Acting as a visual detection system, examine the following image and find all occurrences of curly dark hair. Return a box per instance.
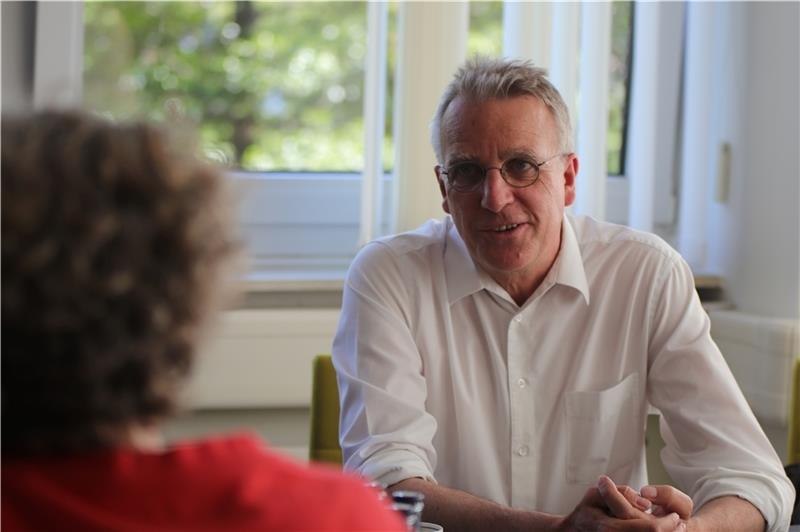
[2,111,239,455]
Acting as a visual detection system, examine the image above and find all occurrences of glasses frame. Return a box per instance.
[440,153,565,193]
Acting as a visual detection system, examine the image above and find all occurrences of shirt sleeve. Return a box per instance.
[646,254,795,532]
[332,242,439,487]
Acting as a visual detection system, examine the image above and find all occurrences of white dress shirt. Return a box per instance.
[333,214,793,531]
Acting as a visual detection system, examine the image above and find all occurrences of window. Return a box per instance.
[42,1,636,284]
[468,2,503,57]
[84,1,377,172]
[607,1,634,176]
[84,1,395,279]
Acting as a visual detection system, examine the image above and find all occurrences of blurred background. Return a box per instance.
[3,1,798,462]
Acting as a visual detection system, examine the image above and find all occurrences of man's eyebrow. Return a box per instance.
[445,153,477,165]
[500,148,540,160]
[446,148,540,165]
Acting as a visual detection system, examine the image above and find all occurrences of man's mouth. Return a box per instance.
[493,223,520,232]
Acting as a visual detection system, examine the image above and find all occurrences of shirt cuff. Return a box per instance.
[350,447,438,488]
[691,472,794,532]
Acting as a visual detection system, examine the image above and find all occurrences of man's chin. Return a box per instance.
[477,255,534,277]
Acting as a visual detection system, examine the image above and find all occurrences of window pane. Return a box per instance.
[382,3,399,172]
[84,1,369,172]
[468,2,503,57]
[607,1,634,176]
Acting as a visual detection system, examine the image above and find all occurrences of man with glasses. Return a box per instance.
[333,57,792,531]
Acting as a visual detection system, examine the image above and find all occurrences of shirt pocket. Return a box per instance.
[565,372,640,485]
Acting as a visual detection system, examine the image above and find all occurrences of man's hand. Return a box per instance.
[608,481,693,521]
[557,476,686,531]
[638,485,693,520]
[602,477,768,532]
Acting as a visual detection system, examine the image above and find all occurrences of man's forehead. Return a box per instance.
[440,94,553,139]
[440,94,556,160]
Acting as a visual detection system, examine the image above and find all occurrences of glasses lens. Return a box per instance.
[449,163,484,191]
[502,158,539,186]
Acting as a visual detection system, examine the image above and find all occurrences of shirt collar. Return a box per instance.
[444,217,485,305]
[551,214,591,305]
[443,214,590,306]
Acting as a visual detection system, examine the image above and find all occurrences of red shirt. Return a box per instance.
[2,433,406,531]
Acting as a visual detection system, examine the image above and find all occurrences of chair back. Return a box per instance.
[645,413,675,486]
[788,357,800,464]
[309,354,343,465]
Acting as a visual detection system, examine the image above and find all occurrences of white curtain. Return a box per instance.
[391,2,469,233]
[626,2,684,234]
[677,2,715,270]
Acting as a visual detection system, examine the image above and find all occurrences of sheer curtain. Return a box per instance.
[391,2,469,233]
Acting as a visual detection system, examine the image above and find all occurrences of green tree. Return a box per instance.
[85,1,371,171]
[607,1,633,176]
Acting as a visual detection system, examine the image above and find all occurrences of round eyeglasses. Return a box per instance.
[440,153,564,193]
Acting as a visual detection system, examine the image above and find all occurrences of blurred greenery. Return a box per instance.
[608,1,633,176]
[84,1,630,175]
[468,2,503,57]
[85,1,373,171]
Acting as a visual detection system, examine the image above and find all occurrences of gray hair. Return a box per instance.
[430,56,574,164]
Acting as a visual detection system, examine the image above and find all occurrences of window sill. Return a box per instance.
[240,271,345,293]
[238,271,722,295]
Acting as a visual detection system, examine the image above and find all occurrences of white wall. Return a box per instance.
[1,1,35,114]
[705,2,799,320]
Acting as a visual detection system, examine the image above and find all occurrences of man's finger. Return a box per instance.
[649,512,685,532]
[617,484,653,512]
[597,476,644,519]
[609,513,685,532]
[640,485,694,520]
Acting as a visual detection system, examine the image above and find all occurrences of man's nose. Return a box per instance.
[480,168,514,213]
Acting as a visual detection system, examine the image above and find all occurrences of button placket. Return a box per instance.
[508,308,536,508]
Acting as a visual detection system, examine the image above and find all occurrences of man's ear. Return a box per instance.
[563,154,579,207]
[435,165,451,214]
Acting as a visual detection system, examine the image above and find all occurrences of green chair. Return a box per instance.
[787,357,800,465]
[309,354,343,465]
[645,413,675,487]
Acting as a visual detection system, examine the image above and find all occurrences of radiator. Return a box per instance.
[708,309,799,426]
[184,308,798,425]
[184,309,341,409]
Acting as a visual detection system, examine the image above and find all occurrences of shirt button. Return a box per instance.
[517,377,528,388]
[514,315,523,323]
[517,445,529,457]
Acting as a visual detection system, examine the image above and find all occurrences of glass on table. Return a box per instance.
[390,490,425,532]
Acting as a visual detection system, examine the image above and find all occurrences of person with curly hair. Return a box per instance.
[1,111,405,531]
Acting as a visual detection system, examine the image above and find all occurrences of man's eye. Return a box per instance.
[452,164,484,181]
[505,159,535,174]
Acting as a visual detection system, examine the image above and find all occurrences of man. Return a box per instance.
[333,57,793,531]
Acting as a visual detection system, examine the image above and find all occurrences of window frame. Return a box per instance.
[36,1,643,289]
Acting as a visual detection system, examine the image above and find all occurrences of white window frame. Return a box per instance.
[35,1,655,289]
[35,1,392,290]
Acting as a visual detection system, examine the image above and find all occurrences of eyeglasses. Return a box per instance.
[440,153,564,193]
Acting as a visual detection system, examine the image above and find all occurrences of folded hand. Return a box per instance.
[558,476,686,531]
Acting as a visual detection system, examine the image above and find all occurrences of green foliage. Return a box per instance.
[468,2,503,57]
[85,1,371,171]
[84,1,631,175]
[607,1,633,176]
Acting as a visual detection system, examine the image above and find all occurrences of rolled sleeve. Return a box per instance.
[647,255,795,532]
[333,242,438,486]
